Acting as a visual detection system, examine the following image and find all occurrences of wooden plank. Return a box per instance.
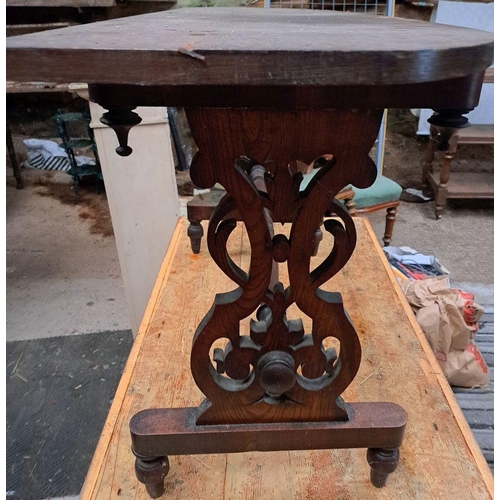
[430,172,494,199]
[6,8,493,86]
[84,217,493,499]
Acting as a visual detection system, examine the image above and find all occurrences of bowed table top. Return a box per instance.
[6,8,493,88]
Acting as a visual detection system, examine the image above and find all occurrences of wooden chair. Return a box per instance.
[187,174,402,253]
[306,171,402,248]
[349,175,402,247]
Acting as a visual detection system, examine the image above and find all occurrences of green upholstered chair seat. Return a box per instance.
[300,171,402,209]
[347,175,402,209]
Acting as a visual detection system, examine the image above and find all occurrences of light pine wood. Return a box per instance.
[364,220,494,497]
[82,217,493,499]
[484,67,494,83]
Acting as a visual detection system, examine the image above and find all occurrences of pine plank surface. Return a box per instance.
[82,217,493,499]
[6,8,493,86]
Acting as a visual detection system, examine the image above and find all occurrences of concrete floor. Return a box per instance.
[7,175,130,342]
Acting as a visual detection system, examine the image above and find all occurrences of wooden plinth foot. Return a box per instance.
[131,403,406,496]
[367,447,400,488]
[134,455,170,499]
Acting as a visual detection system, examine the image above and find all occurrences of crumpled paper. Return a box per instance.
[403,277,488,388]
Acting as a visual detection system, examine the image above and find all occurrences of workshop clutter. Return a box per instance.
[403,277,489,388]
[23,138,95,172]
[384,246,449,282]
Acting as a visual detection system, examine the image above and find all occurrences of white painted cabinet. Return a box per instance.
[72,85,180,334]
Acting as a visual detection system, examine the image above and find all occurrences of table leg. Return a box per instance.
[97,105,407,494]
[422,125,438,188]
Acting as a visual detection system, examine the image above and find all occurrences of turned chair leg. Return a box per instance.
[422,125,438,188]
[383,205,398,247]
[434,134,458,220]
[187,218,204,254]
[367,448,400,488]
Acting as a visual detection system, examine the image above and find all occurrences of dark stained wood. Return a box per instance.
[186,108,381,191]
[367,448,400,488]
[130,106,407,495]
[131,403,406,456]
[6,8,493,86]
[131,404,406,493]
[88,75,486,111]
[185,107,382,424]
[186,188,357,254]
[124,100,416,496]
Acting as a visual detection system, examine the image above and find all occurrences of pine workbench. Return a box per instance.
[81,217,493,499]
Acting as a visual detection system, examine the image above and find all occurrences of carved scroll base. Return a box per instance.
[131,403,406,497]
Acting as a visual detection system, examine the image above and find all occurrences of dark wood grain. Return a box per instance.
[89,74,486,110]
[131,404,407,457]
[6,8,493,86]
[181,108,381,426]
[131,403,406,494]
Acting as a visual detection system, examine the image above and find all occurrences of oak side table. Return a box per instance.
[7,8,493,498]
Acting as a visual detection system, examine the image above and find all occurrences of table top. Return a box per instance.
[6,8,493,86]
[80,217,493,499]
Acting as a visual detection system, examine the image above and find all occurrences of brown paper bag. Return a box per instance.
[445,343,490,388]
[404,278,489,388]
